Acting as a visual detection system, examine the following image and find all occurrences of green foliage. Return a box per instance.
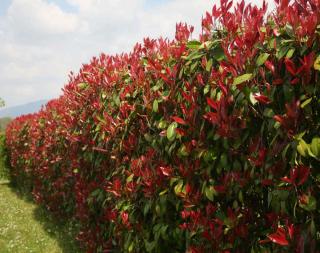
[0,134,9,180]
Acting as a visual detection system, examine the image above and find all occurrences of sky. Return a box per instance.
[0,0,274,107]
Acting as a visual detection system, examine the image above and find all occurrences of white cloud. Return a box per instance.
[6,0,80,35]
[0,0,275,107]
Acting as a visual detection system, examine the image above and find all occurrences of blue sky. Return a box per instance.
[0,0,270,107]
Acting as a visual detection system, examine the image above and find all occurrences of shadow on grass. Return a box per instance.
[8,183,84,253]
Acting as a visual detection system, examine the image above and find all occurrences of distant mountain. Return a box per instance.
[0,100,49,118]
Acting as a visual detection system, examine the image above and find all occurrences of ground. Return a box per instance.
[0,180,81,253]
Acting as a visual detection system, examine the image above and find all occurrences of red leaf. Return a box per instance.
[282,165,310,186]
[253,94,271,104]
[273,78,283,85]
[284,58,297,75]
[290,77,300,85]
[288,224,295,240]
[261,179,273,186]
[172,116,187,125]
[267,227,289,246]
[273,115,284,125]
[206,97,218,110]
[265,60,275,74]
[176,128,186,136]
[159,166,172,177]
[295,165,310,186]
[273,28,280,37]
[280,176,293,184]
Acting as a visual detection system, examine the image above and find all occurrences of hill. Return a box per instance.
[0,100,48,118]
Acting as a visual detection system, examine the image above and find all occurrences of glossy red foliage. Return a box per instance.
[5,0,320,252]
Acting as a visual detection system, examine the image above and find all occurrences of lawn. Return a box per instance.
[0,182,82,253]
[0,133,82,253]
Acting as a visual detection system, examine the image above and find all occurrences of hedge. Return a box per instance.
[5,0,320,252]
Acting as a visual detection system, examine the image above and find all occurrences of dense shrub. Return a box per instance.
[0,133,9,180]
[5,0,320,252]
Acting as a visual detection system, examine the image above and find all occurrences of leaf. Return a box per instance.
[301,97,313,108]
[296,165,310,186]
[178,144,189,157]
[267,227,289,246]
[253,93,271,104]
[212,45,225,61]
[300,195,317,211]
[233,73,253,85]
[276,46,289,60]
[206,97,217,110]
[187,40,201,49]
[172,116,187,125]
[152,100,159,112]
[126,174,134,183]
[158,120,167,129]
[249,93,258,105]
[310,137,320,157]
[297,139,309,157]
[264,60,275,73]
[286,48,295,59]
[256,53,270,66]
[314,55,320,71]
[205,187,215,201]
[167,122,177,141]
[77,82,88,90]
[159,189,168,196]
[174,180,183,196]
[206,59,213,72]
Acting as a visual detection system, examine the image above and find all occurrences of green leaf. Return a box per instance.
[187,40,201,49]
[276,46,289,60]
[220,153,228,168]
[310,137,320,157]
[249,92,258,105]
[159,189,168,196]
[212,45,225,61]
[144,240,156,252]
[233,73,253,85]
[263,108,274,118]
[126,174,134,183]
[256,53,270,66]
[178,144,189,157]
[286,48,295,59]
[113,94,120,106]
[300,196,317,211]
[167,122,177,141]
[314,55,320,71]
[205,187,215,201]
[77,82,88,90]
[143,202,151,216]
[153,100,159,112]
[174,180,183,196]
[203,84,210,95]
[206,59,213,72]
[301,97,313,108]
[297,139,309,157]
[158,120,167,129]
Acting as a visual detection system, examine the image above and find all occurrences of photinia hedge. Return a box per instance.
[5,0,320,252]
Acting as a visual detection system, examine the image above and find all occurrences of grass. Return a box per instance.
[0,132,83,253]
[0,182,82,253]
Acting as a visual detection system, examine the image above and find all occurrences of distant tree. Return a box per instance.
[0,117,11,132]
[0,98,4,107]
